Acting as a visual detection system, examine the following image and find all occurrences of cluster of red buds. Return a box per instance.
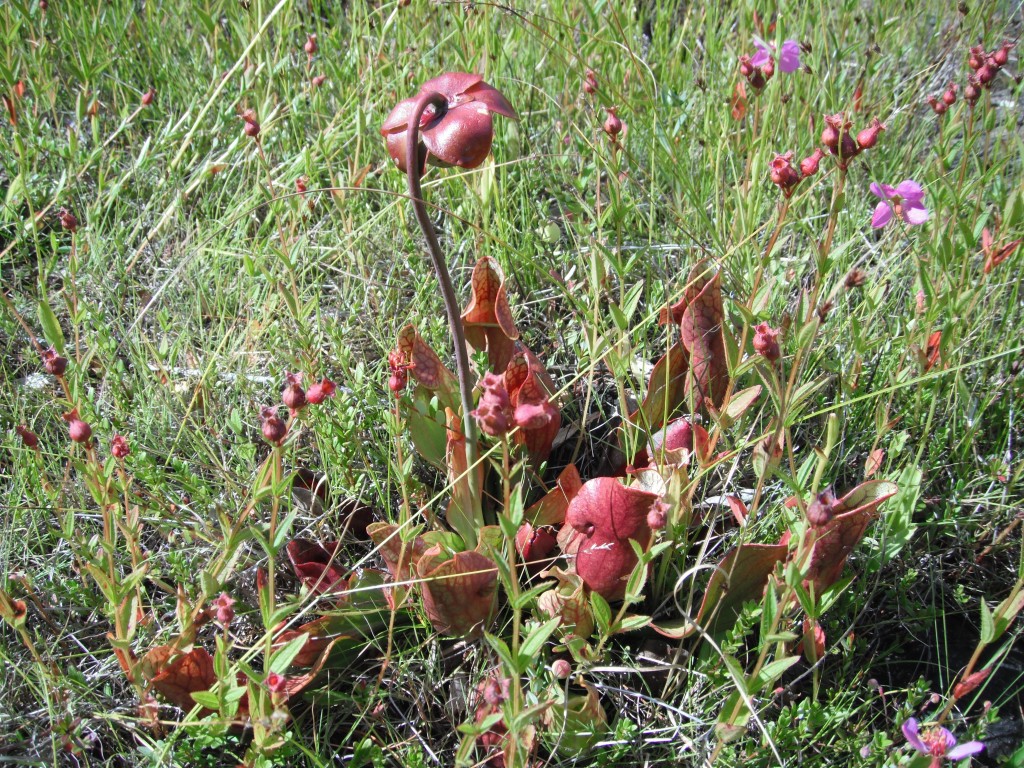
[753,323,781,362]
[821,113,884,170]
[260,373,337,444]
[387,349,414,397]
[965,40,1015,106]
[768,148,824,197]
[41,346,68,377]
[582,68,598,96]
[241,108,260,139]
[738,53,774,90]
[111,434,130,459]
[927,83,957,115]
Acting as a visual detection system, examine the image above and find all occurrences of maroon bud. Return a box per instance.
[241,108,260,139]
[647,500,669,530]
[753,323,781,362]
[583,68,597,95]
[260,406,287,445]
[110,434,130,459]
[387,349,408,397]
[15,425,39,450]
[799,148,825,177]
[62,410,92,444]
[311,74,326,88]
[212,592,235,626]
[603,107,623,139]
[738,55,754,78]
[805,492,835,527]
[965,77,981,105]
[942,83,958,105]
[977,64,994,85]
[304,33,317,57]
[769,151,802,197]
[282,372,307,414]
[761,56,775,81]
[472,372,513,437]
[141,88,155,106]
[551,659,572,679]
[855,118,885,150]
[928,96,947,115]
[41,346,68,376]
[39,0,47,10]
[968,44,985,70]
[821,113,843,150]
[305,377,336,405]
[994,41,1012,67]
[58,208,78,233]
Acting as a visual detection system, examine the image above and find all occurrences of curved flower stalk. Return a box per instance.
[382,74,518,527]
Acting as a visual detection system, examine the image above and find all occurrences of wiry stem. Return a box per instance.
[405,91,482,521]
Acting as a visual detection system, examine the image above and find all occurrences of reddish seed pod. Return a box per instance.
[15,425,39,450]
[304,34,317,57]
[603,107,622,138]
[141,88,155,106]
[281,372,307,414]
[977,65,994,85]
[212,592,235,626]
[855,118,885,150]
[241,108,260,138]
[63,411,92,444]
[583,68,597,95]
[305,377,336,405]
[551,659,572,679]
[738,56,754,78]
[58,208,78,233]
[965,77,981,105]
[260,406,287,445]
[994,41,1012,67]
[110,434,130,459]
[928,96,947,115]
[311,74,326,88]
[800,148,825,176]
[942,83,958,105]
[41,346,68,376]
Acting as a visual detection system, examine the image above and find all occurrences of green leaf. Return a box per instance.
[614,614,652,633]
[590,591,612,635]
[38,298,66,354]
[519,617,562,661]
[980,599,995,644]
[190,690,220,710]
[752,655,800,694]
[268,632,309,674]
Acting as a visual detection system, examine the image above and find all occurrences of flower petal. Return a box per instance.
[780,40,802,73]
[901,719,926,753]
[420,72,483,99]
[869,181,892,200]
[947,741,985,760]
[465,81,518,119]
[421,107,494,168]
[895,179,925,204]
[871,202,893,228]
[902,204,929,225]
[380,96,420,135]
[750,46,771,68]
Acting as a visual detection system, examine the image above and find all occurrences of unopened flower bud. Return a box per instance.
[753,323,781,362]
[855,118,885,150]
[994,41,1013,67]
[977,64,994,85]
[551,659,572,679]
[241,108,260,138]
[821,113,843,150]
[603,107,622,139]
[41,346,68,376]
[769,151,802,196]
[15,425,39,450]
[942,83,958,105]
[305,377,336,404]
[141,88,155,106]
[738,55,754,78]
[927,96,947,115]
[761,56,775,80]
[111,434,130,459]
[387,349,409,397]
[583,68,597,95]
[806,495,833,527]
[212,592,235,626]
[260,406,287,445]
[62,411,92,444]
[281,372,307,414]
[647,500,669,530]
[311,74,326,88]
[304,33,317,57]
[58,208,78,232]
[965,77,981,105]
[799,148,824,177]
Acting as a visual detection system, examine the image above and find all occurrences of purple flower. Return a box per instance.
[902,718,984,765]
[751,38,802,74]
[870,180,929,228]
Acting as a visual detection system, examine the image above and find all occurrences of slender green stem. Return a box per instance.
[405,91,482,523]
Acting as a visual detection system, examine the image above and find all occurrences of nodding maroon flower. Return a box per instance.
[968,44,985,70]
[260,406,287,445]
[928,96,948,115]
[800,148,825,177]
[15,425,39,450]
[603,107,623,139]
[805,490,836,527]
[110,434,130,459]
[62,410,92,445]
[241,108,260,139]
[472,372,513,437]
[311,74,326,88]
[212,592,235,626]
[583,68,598,95]
[901,718,984,765]
[964,76,981,105]
[753,323,781,362]
[305,377,337,405]
[141,88,155,106]
[845,268,868,290]
[281,372,307,414]
[41,346,68,377]
[994,40,1013,67]
[387,349,411,396]
[769,151,802,197]
[976,64,995,85]
[304,33,317,57]
[58,208,78,233]
[942,83,958,105]
[266,671,288,693]
[855,117,885,149]
[380,72,518,173]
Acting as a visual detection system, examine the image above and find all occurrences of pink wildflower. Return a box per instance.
[870,180,929,228]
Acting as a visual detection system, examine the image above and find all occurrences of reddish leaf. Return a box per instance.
[803,480,898,594]
[564,477,660,600]
[286,539,349,598]
[367,522,429,609]
[953,667,990,699]
[145,646,217,713]
[505,344,560,467]
[864,449,884,479]
[272,616,337,667]
[2,94,15,127]
[524,463,583,527]
[802,617,826,662]
[396,324,459,407]
[679,263,729,412]
[731,81,747,121]
[724,495,748,526]
[852,79,864,112]
[461,256,519,372]
[515,523,558,572]
[417,547,498,637]
[632,339,688,429]
[634,416,709,469]
[924,330,942,372]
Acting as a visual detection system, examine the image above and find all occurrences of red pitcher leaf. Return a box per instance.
[679,263,729,412]
[445,408,484,545]
[724,495,749,526]
[515,523,559,573]
[367,522,428,583]
[146,646,217,713]
[803,480,898,594]
[417,547,498,637]
[525,463,583,527]
[632,339,689,430]
[686,543,789,640]
[505,344,561,466]
[731,80,748,121]
[272,616,335,668]
[802,617,826,662]
[286,539,349,598]
[396,324,460,407]
[864,449,885,479]
[565,477,660,600]
[924,330,942,372]
[462,256,520,372]
[953,667,991,699]
[635,417,710,469]
[536,566,595,638]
